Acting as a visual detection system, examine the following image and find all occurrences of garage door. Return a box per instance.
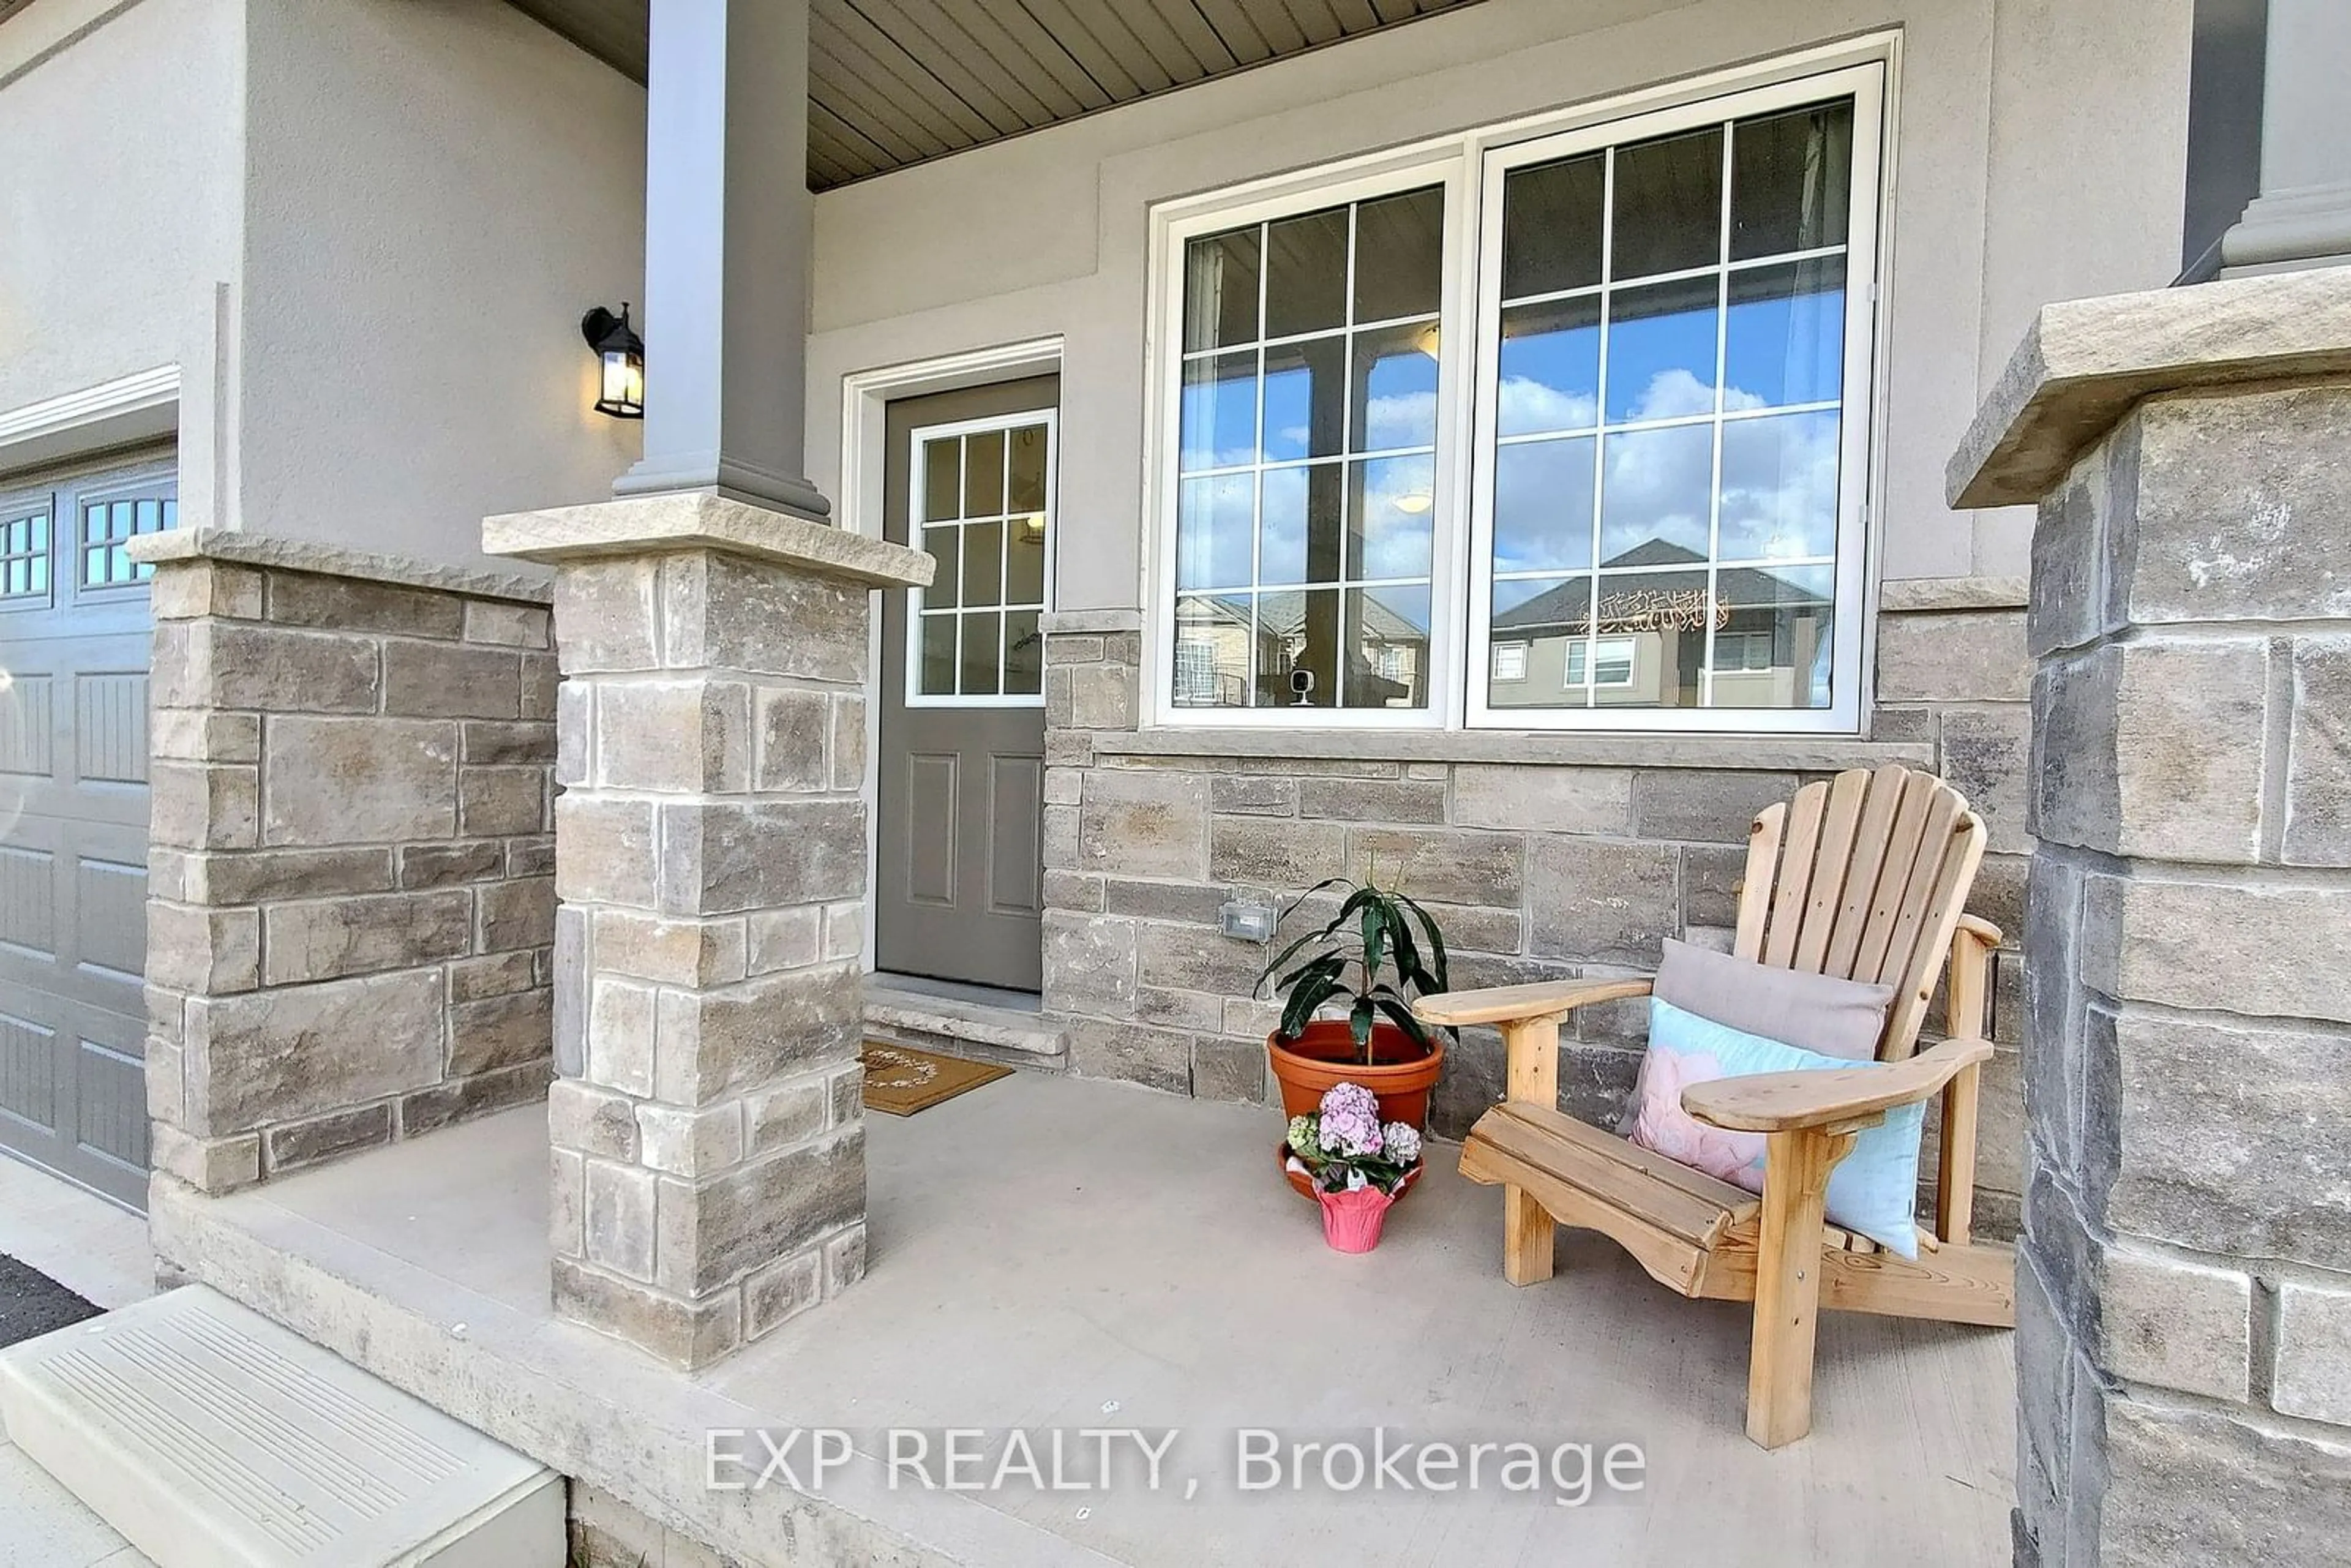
[0,454,170,1209]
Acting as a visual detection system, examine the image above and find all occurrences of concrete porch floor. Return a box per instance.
[150,1071,2013,1567]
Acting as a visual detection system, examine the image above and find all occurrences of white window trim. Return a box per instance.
[902,407,1059,710]
[1149,156,1474,730]
[1139,44,1897,737]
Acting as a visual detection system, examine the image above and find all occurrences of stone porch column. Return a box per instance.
[486,497,928,1368]
[1951,270,2351,1564]
[2218,0,2351,276]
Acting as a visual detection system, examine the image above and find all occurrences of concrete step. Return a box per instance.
[865,980,1068,1070]
[0,1286,561,1568]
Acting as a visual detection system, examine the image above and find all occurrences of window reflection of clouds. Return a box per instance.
[1179,353,1258,470]
[1261,339,1345,462]
[1176,473,1253,590]
[1350,455,1435,580]
[1719,411,1839,560]
[1498,300,1600,437]
[1727,268,1844,408]
[1496,287,1843,570]
[1605,280,1719,423]
[1258,464,1312,585]
[1599,422,1714,558]
[1493,437,1595,574]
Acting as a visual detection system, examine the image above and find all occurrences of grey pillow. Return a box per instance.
[1616,939,1896,1136]
[1652,937,1895,1060]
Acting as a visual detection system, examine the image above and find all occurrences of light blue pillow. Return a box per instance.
[1627,998,1925,1258]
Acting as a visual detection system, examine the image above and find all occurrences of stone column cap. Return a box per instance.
[1950,268,2351,509]
[129,526,552,604]
[483,493,932,590]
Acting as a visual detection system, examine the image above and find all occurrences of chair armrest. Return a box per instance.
[1957,913,2003,950]
[1679,1037,1993,1134]
[1413,977,1654,1027]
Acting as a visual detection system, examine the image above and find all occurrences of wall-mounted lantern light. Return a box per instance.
[580,304,644,419]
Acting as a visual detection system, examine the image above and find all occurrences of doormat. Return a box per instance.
[860,1043,1013,1116]
[0,1254,102,1348]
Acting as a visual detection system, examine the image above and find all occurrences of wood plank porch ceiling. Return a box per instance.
[504,0,1485,190]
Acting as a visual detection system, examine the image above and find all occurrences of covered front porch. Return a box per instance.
[149,1068,2011,1567]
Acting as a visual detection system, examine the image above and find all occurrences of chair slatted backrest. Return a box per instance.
[1731,764,1986,1062]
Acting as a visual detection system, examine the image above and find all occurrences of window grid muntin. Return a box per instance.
[0,508,50,602]
[79,493,175,588]
[1174,187,1442,711]
[909,415,1053,707]
[1487,96,1858,716]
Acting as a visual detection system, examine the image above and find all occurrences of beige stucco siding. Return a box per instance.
[0,0,243,527]
[804,0,2195,606]
[235,0,644,570]
[2,0,647,569]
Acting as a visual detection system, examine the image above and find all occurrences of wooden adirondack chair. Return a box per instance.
[1415,763,2014,1449]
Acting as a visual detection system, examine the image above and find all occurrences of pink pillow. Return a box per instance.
[1627,1043,1764,1188]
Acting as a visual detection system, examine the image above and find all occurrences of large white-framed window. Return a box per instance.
[1146,56,1887,734]
[1157,159,1471,726]
[904,409,1057,707]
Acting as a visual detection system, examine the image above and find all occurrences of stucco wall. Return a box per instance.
[1,0,645,567]
[805,0,2194,602]
[0,0,243,527]
[236,0,645,571]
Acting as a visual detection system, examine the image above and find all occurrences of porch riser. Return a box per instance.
[144,1163,1093,1568]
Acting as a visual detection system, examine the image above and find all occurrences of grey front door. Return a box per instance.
[876,378,1058,992]
[0,456,168,1209]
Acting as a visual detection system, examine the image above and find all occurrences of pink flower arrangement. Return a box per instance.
[1285,1081,1423,1196]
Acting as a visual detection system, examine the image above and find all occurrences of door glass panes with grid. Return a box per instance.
[912,417,1052,702]
[1484,97,1855,716]
[1172,185,1443,711]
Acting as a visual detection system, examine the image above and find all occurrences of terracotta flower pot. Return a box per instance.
[1267,1018,1444,1130]
[1316,1186,1396,1253]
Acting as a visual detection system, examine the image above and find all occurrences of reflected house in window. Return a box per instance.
[1488,540,1831,711]
[1172,589,1428,709]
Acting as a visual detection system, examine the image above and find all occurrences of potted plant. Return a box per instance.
[1282,1082,1425,1253]
[1258,873,1454,1135]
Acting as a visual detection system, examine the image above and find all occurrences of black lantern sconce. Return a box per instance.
[581,304,645,419]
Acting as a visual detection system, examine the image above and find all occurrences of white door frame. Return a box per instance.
[837,336,1065,975]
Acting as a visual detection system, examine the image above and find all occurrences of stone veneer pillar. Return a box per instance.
[133,530,559,1195]
[484,494,929,1368]
[1951,269,2351,1564]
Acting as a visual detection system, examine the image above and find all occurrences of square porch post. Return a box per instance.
[484,0,932,1367]
[613,0,831,521]
[2218,0,2351,276]
[487,498,928,1367]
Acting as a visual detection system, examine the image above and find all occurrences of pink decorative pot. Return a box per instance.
[1316,1186,1397,1254]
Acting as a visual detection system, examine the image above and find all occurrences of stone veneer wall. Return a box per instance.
[1955,275,2351,1564]
[1037,591,2034,1234]
[136,531,558,1193]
